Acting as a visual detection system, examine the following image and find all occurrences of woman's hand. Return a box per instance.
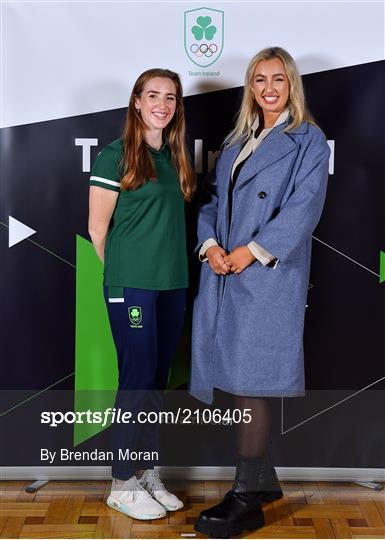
[224,246,256,274]
[206,246,231,275]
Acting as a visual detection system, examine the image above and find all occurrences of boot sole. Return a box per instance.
[194,514,265,538]
[260,491,283,503]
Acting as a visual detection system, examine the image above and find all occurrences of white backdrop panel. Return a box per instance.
[2,0,384,127]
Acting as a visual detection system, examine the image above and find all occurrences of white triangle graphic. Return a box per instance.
[8,216,36,248]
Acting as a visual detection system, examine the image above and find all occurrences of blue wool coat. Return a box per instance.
[190,120,330,404]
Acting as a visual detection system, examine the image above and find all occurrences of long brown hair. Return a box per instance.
[121,68,195,201]
[226,47,317,146]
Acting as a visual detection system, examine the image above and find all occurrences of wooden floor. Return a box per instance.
[0,480,384,539]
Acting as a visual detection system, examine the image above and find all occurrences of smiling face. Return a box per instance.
[134,77,177,134]
[251,57,290,124]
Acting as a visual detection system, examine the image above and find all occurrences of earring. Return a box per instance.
[136,108,141,114]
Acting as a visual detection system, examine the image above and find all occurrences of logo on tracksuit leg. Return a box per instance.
[128,306,143,328]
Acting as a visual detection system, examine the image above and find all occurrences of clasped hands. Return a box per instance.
[206,245,256,275]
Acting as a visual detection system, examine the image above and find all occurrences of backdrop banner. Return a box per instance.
[1,1,384,475]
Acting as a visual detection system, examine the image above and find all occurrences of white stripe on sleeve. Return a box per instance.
[90,176,120,188]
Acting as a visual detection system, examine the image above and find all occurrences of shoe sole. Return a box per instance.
[159,502,184,512]
[194,514,265,538]
[106,499,166,520]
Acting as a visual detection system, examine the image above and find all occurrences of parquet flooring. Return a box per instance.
[0,480,384,538]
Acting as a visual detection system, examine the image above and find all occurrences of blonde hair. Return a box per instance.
[226,46,316,145]
[121,68,196,201]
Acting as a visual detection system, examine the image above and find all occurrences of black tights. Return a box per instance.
[234,396,271,459]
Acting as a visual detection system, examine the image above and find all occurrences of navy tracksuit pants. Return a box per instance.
[104,287,186,480]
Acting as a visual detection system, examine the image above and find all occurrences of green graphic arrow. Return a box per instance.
[380,251,385,283]
[74,235,118,446]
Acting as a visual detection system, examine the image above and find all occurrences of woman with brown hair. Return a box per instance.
[88,68,195,520]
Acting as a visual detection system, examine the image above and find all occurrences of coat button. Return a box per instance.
[258,191,267,199]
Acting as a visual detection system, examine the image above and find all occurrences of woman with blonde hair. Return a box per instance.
[191,47,330,537]
[89,68,195,520]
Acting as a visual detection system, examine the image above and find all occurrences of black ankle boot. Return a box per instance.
[194,462,265,538]
[236,456,283,503]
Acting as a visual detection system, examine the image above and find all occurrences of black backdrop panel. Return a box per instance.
[1,61,384,468]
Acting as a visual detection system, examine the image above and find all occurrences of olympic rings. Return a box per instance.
[190,43,219,58]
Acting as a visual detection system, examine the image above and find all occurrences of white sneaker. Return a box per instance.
[107,476,166,520]
[139,469,184,511]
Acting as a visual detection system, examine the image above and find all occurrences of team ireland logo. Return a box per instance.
[128,306,142,328]
[184,7,224,68]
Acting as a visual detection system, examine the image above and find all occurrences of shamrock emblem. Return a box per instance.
[191,16,217,41]
[128,306,142,326]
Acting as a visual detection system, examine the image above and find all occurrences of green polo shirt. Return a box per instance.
[90,138,188,290]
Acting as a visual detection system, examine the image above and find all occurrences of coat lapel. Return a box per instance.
[220,142,242,189]
[234,126,297,191]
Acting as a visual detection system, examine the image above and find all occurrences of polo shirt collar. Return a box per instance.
[147,139,170,158]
